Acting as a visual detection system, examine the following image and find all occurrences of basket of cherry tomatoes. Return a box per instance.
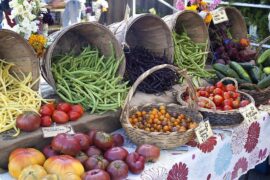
[177,77,255,127]
[120,64,203,149]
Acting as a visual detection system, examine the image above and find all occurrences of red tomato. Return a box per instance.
[71,104,84,115]
[240,100,250,107]
[232,100,240,109]
[209,86,215,93]
[47,103,55,112]
[205,86,210,93]
[225,84,236,92]
[216,82,224,89]
[40,105,54,116]
[213,88,223,96]
[41,116,52,127]
[57,103,72,113]
[214,95,224,106]
[223,99,233,107]
[68,111,82,121]
[52,110,69,124]
[223,105,233,111]
[232,92,240,100]
[223,92,231,99]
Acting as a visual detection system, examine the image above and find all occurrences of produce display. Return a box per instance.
[173,31,215,87]
[40,102,84,127]
[0,60,44,136]
[183,81,250,111]
[7,129,161,179]
[209,22,256,64]
[124,46,178,93]
[213,50,270,90]
[52,46,129,113]
[129,105,198,133]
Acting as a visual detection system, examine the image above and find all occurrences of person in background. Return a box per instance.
[0,1,3,29]
[62,0,85,27]
[98,0,108,25]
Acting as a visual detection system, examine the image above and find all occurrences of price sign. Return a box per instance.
[211,7,229,24]
[195,120,213,144]
[239,103,260,125]
[42,124,75,138]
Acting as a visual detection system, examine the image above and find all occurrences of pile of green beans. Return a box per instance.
[173,31,215,87]
[52,46,129,113]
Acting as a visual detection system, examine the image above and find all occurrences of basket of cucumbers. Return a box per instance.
[213,36,270,105]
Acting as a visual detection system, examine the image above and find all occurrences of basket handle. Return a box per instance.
[255,35,270,60]
[238,90,256,105]
[120,64,198,123]
[218,77,239,91]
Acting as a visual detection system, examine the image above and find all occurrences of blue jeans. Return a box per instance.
[62,1,81,27]
[0,10,3,29]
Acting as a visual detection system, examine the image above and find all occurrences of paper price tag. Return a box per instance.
[42,125,75,138]
[195,120,213,144]
[239,103,260,125]
[211,7,229,24]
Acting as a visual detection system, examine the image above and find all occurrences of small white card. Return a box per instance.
[211,7,229,24]
[239,103,260,125]
[42,124,75,138]
[195,120,213,144]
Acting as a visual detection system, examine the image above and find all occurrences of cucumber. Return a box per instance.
[263,67,270,75]
[262,57,270,67]
[240,84,257,90]
[258,75,270,89]
[258,49,270,64]
[229,61,252,83]
[226,68,240,79]
[213,63,229,76]
[249,66,262,84]
[215,70,226,80]
[261,72,268,81]
[213,63,239,78]
[238,62,255,71]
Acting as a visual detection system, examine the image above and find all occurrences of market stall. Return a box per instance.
[1,0,270,179]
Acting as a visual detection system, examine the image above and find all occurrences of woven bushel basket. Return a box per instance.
[0,29,39,90]
[120,64,203,149]
[177,77,255,127]
[240,36,270,105]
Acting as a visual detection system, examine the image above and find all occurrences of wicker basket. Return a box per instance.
[163,10,209,45]
[0,29,39,91]
[108,13,174,62]
[177,77,255,127]
[120,64,203,149]
[240,36,270,105]
[42,22,126,89]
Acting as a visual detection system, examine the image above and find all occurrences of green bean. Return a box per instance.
[52,45,129,113]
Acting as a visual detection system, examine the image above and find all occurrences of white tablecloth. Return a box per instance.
[1,112,270,180]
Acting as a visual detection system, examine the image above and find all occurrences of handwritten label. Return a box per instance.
[195,120,213,144]
[42,125,75,138]
[239,103,260,125]
[211,7,229,24]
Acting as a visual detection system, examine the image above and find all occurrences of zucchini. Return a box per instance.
[263,67,270,75]
[258,75,270,89]
[229,61,252,83]
[213,63,229,76]
[258,49,270,64]
[238,62,255,71]
[249,66,262,84]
